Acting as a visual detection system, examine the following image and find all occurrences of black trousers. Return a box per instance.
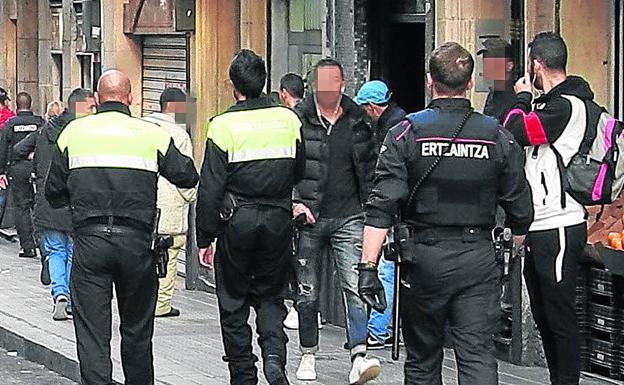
[9,161,35,250]
[400,238,500,385]
[71,227,157,385]
[524,223,587,385]
[215,205,291,385]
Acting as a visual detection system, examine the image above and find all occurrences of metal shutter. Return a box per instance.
[142,35,187,115]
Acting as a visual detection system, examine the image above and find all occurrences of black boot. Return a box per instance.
[263,355,289,385]
[19,248,37,258]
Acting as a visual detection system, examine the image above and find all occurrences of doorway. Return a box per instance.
[384,23,426,113]
[366,1,429,114]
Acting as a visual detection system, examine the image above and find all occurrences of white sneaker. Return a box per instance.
[296,353,317,381]
[283,307,299,329]
[349,355,381,384]
[53,295,69,321]
[283,308,323,330]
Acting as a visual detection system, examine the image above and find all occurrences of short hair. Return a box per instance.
[429,42,474,95]
[529,32,568,71]
[279,73,304,99]
[159,87,186,111]
[229,49,267,98]
[67,88,95,112]
[16,92,32,110]
[314,58,344,80]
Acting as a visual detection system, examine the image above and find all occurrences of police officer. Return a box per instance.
[45,70,199,385]
[196,49,304,385]
[357,42,534,385]
[0,92,45,258]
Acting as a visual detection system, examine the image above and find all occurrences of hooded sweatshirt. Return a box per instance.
[504,75,594,231]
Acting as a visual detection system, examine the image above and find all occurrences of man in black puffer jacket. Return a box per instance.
[14,88,96,320]
[292,58,380,384]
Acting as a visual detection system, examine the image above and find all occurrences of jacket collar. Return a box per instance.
[97,102,131,115]
[299,94,365,126]
[428,98,472,110]
[226,95,277,113]
[146,112,176,124]
[16,110,34,116]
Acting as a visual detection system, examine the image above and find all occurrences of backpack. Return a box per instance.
[562,100,624,206]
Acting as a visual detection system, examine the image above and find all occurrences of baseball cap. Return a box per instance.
[477,38,513,59]
[355,80,391,105]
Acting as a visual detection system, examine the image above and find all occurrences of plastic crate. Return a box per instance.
[587,303,622,332]
[588,338,621,370]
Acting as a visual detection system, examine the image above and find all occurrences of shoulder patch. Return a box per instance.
[406,108,436,125]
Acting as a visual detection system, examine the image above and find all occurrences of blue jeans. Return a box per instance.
[42,230,73,300]
[295,213,368,357]
[367,256,395,341]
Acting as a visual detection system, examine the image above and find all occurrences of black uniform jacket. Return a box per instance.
[195,96,306,248]
[14,110,74,232]
[0,111,45,173]
[365,98,534,235]
[45,102,199,231]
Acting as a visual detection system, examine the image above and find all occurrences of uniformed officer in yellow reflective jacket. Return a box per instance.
[45,70,199,385]
[196,50,305,385]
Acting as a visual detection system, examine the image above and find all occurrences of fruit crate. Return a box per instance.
[588,337,622,380]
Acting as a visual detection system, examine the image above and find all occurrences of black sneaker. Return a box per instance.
[263,354,289,385]
[19,248,37,258]
[367,334,390,350]
[40,255,50,285]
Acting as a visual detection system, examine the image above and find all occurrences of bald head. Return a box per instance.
[96,70,133,106]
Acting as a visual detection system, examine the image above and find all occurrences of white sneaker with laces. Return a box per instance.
[349,355,381,384]
[296,353,317,381]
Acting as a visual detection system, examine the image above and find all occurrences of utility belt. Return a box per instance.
[384,224,491,264]
[219,192,290,221]
[75,216,152,235]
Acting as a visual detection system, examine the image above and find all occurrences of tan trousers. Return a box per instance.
[155,234,186,316]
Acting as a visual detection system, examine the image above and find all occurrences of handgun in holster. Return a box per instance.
[492,227,513,278]
[151,209,173,279]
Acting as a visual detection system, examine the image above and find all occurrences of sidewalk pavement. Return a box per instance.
[0,239,616,385]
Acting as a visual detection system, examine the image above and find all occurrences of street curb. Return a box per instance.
[0,322,83,383]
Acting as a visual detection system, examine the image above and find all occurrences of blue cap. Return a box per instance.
[354,80,391,105]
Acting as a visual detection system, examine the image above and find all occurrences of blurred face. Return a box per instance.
[165,101,187,124]
[74,97,97,117]
[483,57,511,81]
[315,66,344,108]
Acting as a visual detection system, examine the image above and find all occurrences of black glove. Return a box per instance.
[356,262,387,313]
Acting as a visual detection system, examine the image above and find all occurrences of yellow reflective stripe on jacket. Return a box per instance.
[206,106,301,163]
[57,111,171,171]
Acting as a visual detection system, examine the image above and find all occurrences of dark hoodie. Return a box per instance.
[14,110,74,232]
[504,75,595,147]
[503,75,594,231]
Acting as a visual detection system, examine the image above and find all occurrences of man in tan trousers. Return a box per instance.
[145,88,197,317]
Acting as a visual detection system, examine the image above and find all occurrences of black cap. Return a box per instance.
[0,87,10,103]
[477,38,513,59]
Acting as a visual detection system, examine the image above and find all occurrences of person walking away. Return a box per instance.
[196,49,305,385]
[504,32,591,385]
[45,70,198,385]
[144,87,197,318]
[292,58,380,384]
[358,42,533,385]
[0,92,45,258]
[14,88,96,320]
